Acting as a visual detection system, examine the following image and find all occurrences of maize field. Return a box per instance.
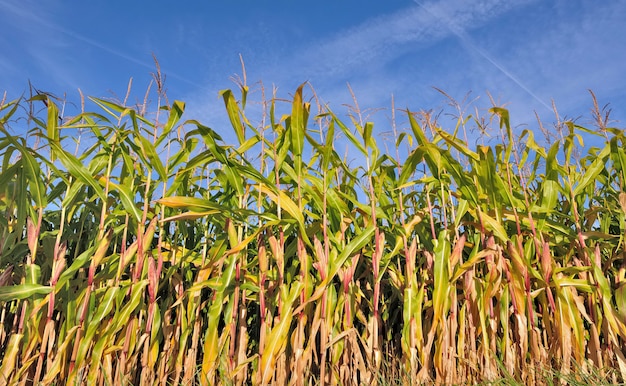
[1,75,626,385]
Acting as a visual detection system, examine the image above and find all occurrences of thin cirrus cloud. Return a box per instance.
[178,0,560,152]
[0,0,194,94]
[181,0,559,144]
[326,0,621,132]
[276,0,535,82]
[2,0,624,138]
[414,0,553,113]
[185,0,543,125]
[241,1,544,116]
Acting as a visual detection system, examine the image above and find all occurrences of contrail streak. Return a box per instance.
[415,1,552,112]
[0,0,196,86]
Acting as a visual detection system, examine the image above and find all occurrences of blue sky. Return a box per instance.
[1,0,626,145]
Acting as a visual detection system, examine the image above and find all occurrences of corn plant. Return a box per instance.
[0,76,625,386]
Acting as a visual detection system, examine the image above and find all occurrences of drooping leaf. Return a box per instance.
[0,284,52,302]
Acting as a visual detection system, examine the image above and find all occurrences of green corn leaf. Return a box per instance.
[101,178,142,222]
[236,135,260,155]
[114,280,148,332]
[0,284,52,302]
[220,89,245,145]
[573,145,610,196]
[224,163,244,196]
[87,331,111,385]
[158,100,185,146]
[0,98,20,125]
[489,107,512,141]
[158,196,218,211]
[432,233,450,326]
[407,110,429,146]
[478,210,509,243]
[89,97,125,119]
[90,97,154,127]
[290,83,308,159]
[186,120,228,164]
[90,286,119,325]
[137,134,167,182]
[161,210,220,222]
[0,127,47,209]
[553,277,593,293]
[540,179,559,213]
[442,151,478,205]
[364,121,374,150]
[24,263,40,285]
[46,98,60,143]
[332,113,367,156]
[49,141,106,202]
[399,147,425,185]
[202,253,237,377]
[439,130,479,161]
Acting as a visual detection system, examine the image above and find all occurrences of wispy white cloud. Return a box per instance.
[0,0,195,92]
[266,0,626,131]
[184,0,561,147]
[415,0,553,113]
[271,0,537,85]
[185,0,541,122]
[449,1,626,128]
[523,3,626,115]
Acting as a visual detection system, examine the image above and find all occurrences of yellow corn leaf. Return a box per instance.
[41,326,80,384]
[0,333,22,382]
[161,210,219,222]
[260,282,301,385]
[256,184,309,246]
[478,210,509,242]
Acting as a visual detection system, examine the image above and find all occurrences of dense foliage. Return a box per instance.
[1,79,626,385]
